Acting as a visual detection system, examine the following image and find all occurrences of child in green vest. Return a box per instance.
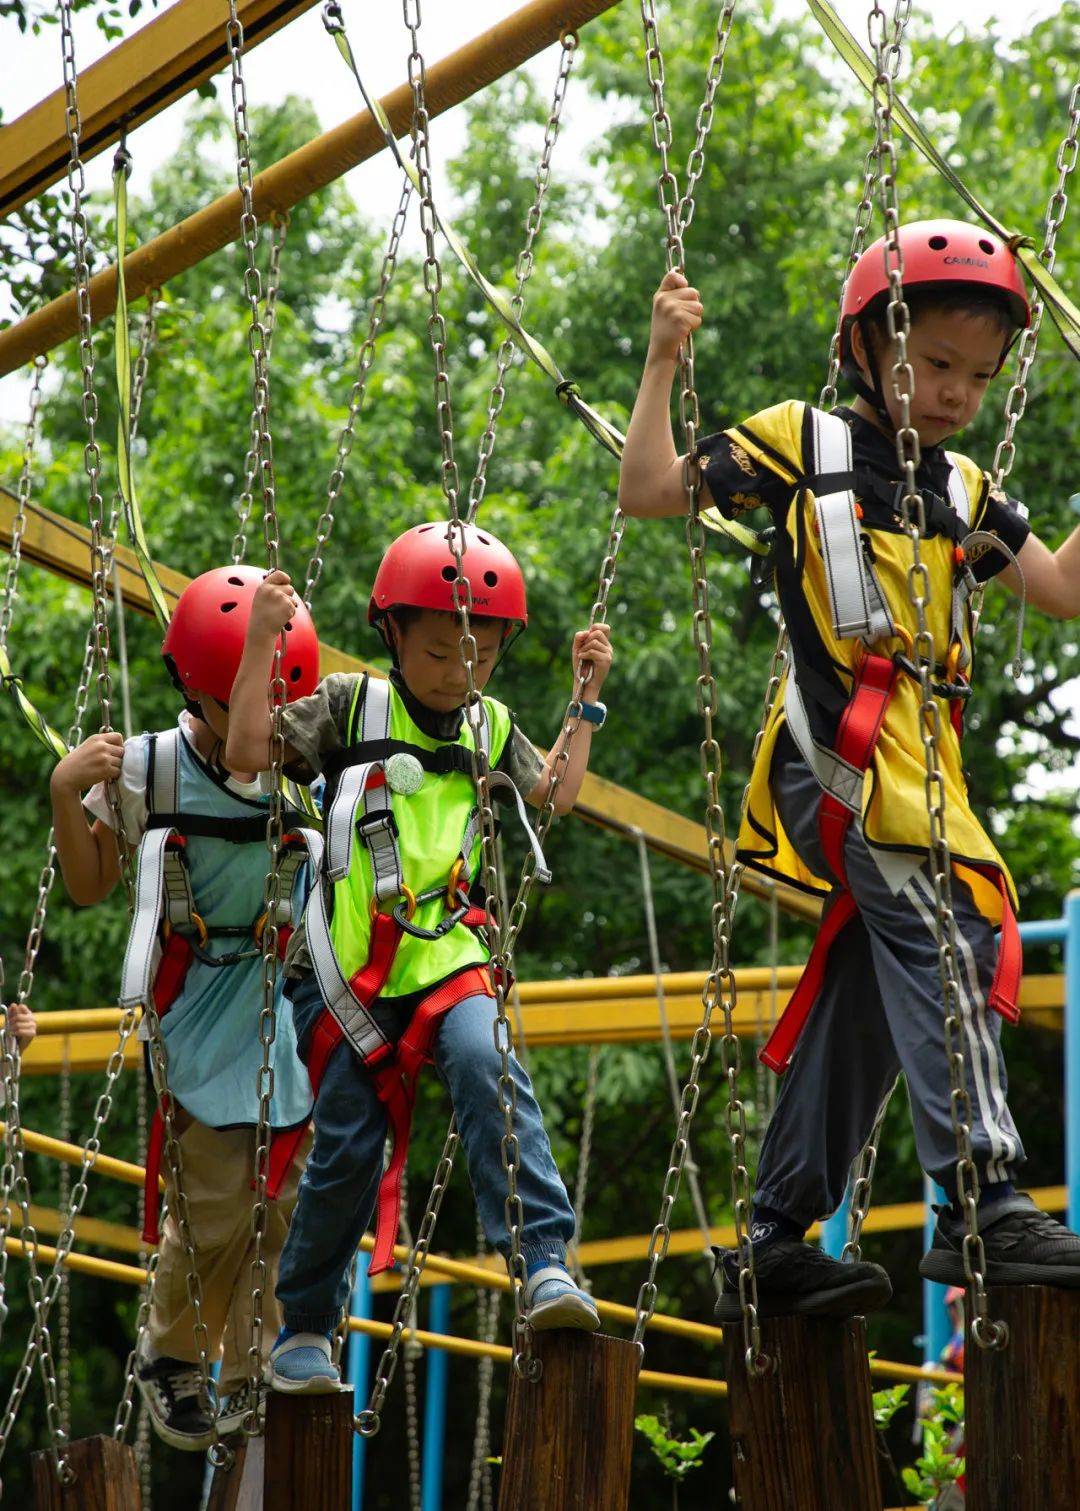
[226,522,613,1391]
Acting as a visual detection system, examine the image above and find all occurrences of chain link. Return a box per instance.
[0,356,47,659]
[632,0,769,1374]
[571,1045,600,1283]
[465,31,578,523]
[842,1079,896,1261]
[866,0,1005,1350]
[466,1215,498,1511]
[303,174,412,606]
[233,213,289,565]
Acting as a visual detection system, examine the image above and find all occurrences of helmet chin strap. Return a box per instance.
[843,315,893,426]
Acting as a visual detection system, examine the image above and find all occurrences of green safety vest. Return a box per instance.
[328,678,512,998]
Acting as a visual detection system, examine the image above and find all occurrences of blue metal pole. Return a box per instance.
[1066,891,1080,1231]
[350,1253,372,1511]
[922,1176,951,1368]
[421,1284,451,1511]
[1018,917,1068,945]
[819,1189,852,1259]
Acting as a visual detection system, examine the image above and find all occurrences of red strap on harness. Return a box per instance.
[818,652,898,888]
[975,865,1022,1024]
[759,893,858,1074]
[142,1106,166,1245]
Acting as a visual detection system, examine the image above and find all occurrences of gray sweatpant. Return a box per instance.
[754,736,1025,1229]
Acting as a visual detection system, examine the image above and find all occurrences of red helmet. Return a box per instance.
[369,522,528,632]
[840,219,1030,379]
[162,565,319,706]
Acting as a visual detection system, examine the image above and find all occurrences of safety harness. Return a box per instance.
[300,676,549,1275]
[122,727,319,1242]
[761,408,1022,1075]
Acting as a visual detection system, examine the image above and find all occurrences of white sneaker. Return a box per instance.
[523,1266,601,1333]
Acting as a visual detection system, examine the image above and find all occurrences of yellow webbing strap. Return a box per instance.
[0,644,68,758]
[810,0,1080,362]
[113,150,171,631]
[324,16,766,557]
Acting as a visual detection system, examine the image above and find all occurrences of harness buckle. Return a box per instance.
[446,857,466,911]
[370,884,417,923]
[162,911,209,949]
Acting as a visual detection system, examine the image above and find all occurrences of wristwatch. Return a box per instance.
[577,700,607,729]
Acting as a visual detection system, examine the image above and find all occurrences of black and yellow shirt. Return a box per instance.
[695,400,1030,914]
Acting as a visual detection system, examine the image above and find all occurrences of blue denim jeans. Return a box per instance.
[277,972,576,1332]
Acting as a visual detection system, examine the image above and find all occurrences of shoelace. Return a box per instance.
[166,1366,206,1405]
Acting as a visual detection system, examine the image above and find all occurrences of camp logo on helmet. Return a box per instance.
[944,255,989,268]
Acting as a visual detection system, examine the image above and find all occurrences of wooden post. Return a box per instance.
[205,1391,354,1511]
[724,1315,883,1511]
[497,1331,639,1511]
[31,1436,141,1511]
[966,1285,1080,1510]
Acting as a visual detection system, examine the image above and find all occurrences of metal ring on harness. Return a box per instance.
[445,857,466,911]
[862,624,914,663]
[163,911,209,949]
[394,885,472,941]
[370,884,417,923]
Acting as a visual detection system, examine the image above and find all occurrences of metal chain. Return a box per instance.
[57,1044,72,1437]
[466,1211,497,1511]
[303,173,412,606]
[358,1115,459,1434]
[632,0,769,1374]
[842,1080,897,1261]
[0,356,47,658]
[465,30,578,523]
[224,0,288,1429]
[232,213,289,566]
[398,1175,423,1511]
[571,1045,600,1282]
[403,0,537,1384]
[676,2,737,235]
[866,0,1004,1350]
[113,1079,166,1446]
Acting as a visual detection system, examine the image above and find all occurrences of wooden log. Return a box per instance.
[966,1285,1080,1510]
[497,1331,639,1511]
[205,1391,353,1511]
[31,1436,141,1511]
[725,1315,883,1511]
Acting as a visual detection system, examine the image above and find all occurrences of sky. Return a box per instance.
[1,0,1076,803]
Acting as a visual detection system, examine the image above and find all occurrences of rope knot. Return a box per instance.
[554,379,579,408]
[1005,231,1035,255]
[321,1,344,34]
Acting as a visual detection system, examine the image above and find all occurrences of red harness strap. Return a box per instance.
[761,650,1021,1077]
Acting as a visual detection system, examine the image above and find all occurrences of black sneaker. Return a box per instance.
[713,1239,893,1323]
[920,1193,1080,1287]
[136,1342,215,1451]
[217,1380,264,1437]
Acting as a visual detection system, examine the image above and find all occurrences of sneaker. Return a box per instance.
[713,1239,892,1323]
[217,1380,264,1436]
[523,1265,601,1333]
[920,1193,1080,1287]
[136,1339,215,1452]
[265,1329,342,1394]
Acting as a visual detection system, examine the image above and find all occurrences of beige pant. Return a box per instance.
[148,1116,310,1394]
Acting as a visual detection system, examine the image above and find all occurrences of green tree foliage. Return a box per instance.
[0,3,1078,1502]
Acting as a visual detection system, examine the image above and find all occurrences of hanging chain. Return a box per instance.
[0,356,47,659]
[224,0,289,1429]
[303,173,412,606]
[57,1043,72,1437]
[397,1173,424,1511]
[233,212,289,565]
[465,30,578,523]
[358,1116,459,1434]
[466,1212,498,1511]
[842,1078,898,1261]
[867,0,1005,1351]
[632,0,769,1374]
[571,1045,600,1279]
[404,0,538,1385]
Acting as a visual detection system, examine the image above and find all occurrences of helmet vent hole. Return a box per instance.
[283,622,292,631]
[476,532,491,545]
[929,234,948,251]
[290,666,302,682]
[441,565,457,582]
[228,576,244,586]
[484,570,498,587]
[418,524,434,533]
[979,238,995,255]
[220,601,238,613]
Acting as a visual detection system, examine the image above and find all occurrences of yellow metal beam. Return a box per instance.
[0,0,321,219]
[0,488,819,915]
[0,0,626,376]
[18,970,1064,1075]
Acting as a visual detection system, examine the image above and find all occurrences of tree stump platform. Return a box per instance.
[966,1284,1080,1510]
[497,1330,640,1511]
[31,1436,141,1511]
[724,1314,882,1511]
[206,1390,353,1511]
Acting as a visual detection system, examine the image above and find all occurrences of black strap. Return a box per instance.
[799,467,965,543]
[322,739,476,783]
[146,808,308,842]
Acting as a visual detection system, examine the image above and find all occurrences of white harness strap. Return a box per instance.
[782,673,865,815]
[810,409,894,644]
[120,826,173,1009]
[302,836,390,1060]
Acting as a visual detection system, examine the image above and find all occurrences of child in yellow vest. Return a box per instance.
[226,522,612,1390]
[619,220,1080,1319]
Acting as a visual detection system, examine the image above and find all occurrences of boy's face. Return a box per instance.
[391,609,505,712]
[855,307,1007,445]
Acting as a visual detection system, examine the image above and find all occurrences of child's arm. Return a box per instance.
[618,270,710,519]
[225,570,304,773]
[999,523,1080,619]
[49,732,126,905]
[528,624,613,816]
